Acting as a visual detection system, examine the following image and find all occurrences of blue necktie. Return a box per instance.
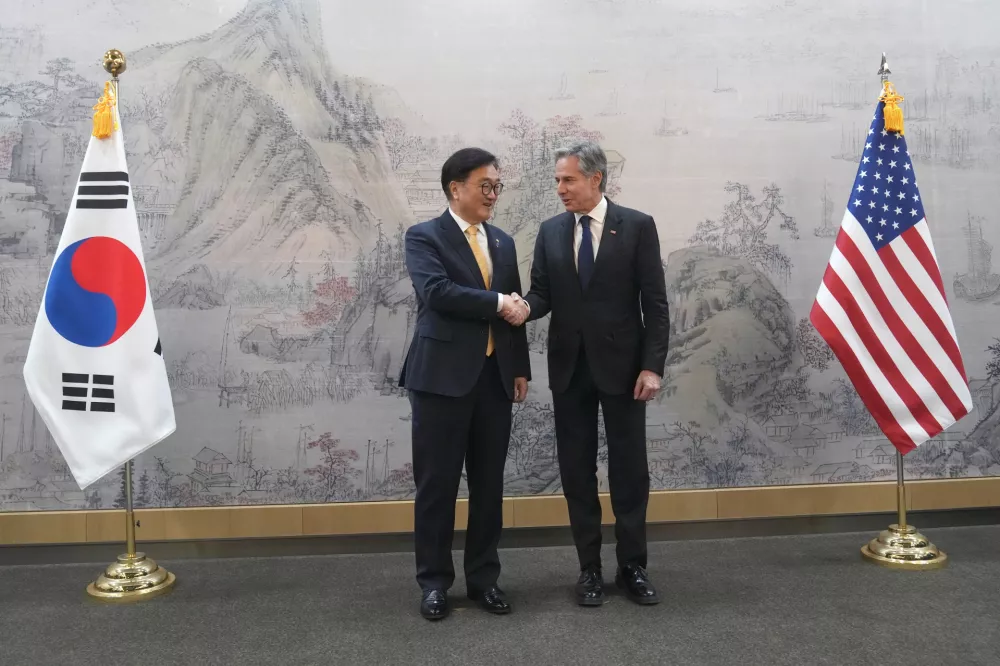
[578,215,595,290]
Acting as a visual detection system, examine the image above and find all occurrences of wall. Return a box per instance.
[0,0,998,514]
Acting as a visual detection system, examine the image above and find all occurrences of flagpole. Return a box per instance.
[108,56,139,568]
[857,53,947,570]
[86,49,176,601]
[124,459,137,557]
[896,449,907,531]
[109,63,136,560]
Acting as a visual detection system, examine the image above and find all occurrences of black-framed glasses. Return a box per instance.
[480,182,504,196]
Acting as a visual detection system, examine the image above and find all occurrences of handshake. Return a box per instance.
[499,293,530,327]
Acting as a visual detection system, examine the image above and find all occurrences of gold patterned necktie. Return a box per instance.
[465,225,494,356]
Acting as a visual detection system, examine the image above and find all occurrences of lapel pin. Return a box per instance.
[609,229,617,235]
[494,238,500,247]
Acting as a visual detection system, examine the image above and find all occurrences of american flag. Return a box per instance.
[810,100,973,454]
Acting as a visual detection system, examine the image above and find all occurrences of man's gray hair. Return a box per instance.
[554,140,608,193]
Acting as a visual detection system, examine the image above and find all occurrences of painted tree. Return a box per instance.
[304,433,361,501]
[507,402,556,475]
[113,460,135,509]
[670,420,717,468]
[152,456,183,506]
[382,118,425,170]
[41,58,86,93]
[825,377,879,436]
[136,469,151,507]
[689,182,799,283]
[496,111,619,235]
[986,338,1000,382]
[282,261,299,305]
[301,270,356,328]
[796,316,835,371]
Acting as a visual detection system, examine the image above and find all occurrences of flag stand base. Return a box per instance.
[860,450,947,570]
[86,552,176,602]
[860,523,948,570]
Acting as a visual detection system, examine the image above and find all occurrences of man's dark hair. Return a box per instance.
[441,148,499,200]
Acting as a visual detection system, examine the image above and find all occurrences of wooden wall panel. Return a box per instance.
[716,482,901,519]
[0,511,88,545]
[1,479,997,546]
[908,478,1000,511]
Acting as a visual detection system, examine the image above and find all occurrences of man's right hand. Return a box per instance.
[500,293,529,326]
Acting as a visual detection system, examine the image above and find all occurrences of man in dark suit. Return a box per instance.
[399,147,531,621]
[509,140,669,607]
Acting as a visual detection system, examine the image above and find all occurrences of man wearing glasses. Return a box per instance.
[400,147,531,620]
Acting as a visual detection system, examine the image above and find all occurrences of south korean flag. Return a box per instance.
[23,83,176,490]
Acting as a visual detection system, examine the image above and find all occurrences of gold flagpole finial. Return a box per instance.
[103,49,127,78]
[877,52,905,135]
[93,50,125,139]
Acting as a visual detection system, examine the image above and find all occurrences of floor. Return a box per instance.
[1,525,997,665]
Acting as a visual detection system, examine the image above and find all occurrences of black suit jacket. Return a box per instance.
[399,210,531,400]
[524,200,669,395]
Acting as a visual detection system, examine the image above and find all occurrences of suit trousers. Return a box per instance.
[410,355,512,593]
[553,347,649,571]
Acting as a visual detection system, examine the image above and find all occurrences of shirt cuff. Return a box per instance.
[496,293,503,313]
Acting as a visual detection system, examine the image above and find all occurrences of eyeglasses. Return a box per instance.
[478,182,504,196]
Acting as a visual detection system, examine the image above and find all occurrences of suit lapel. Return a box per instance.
[484,223,502,289]
[484,223,499,267]
[587,200,622,292]
[439,211,487,289]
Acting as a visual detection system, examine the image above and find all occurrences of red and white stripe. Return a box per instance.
[810,210,973,453]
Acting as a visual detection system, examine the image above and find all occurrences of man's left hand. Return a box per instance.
[633,370,660,401]
[514,377,529,402]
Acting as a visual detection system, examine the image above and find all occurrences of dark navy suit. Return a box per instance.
[400,209,530,594]
[524,199,669,572]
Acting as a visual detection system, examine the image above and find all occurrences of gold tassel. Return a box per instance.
[880,80,905,135]
[92,81,117,139]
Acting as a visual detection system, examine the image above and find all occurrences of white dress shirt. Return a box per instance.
[450,208,503,312]
[573,196,607,269]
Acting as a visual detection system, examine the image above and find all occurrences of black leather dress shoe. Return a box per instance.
[575,567,605,606]
[615,564,660,605]
[467,585,511,614]
[420,589,449,620]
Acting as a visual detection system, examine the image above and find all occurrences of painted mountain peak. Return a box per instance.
[8,0,414,282]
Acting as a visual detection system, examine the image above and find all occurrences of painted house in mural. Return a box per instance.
[189,447,237,493]
[402,168,443,220]
[785,424,824,459]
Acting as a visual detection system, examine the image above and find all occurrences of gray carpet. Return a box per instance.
[1,525,998,665]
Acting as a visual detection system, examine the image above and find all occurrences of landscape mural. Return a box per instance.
[1,0,998,511]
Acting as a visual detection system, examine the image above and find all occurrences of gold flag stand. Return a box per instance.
[860,450,947,569]
[859,55,947,571]
[87,460,176,600]
[86,49,176,602]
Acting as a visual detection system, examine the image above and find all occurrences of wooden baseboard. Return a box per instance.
[1,478,998,546]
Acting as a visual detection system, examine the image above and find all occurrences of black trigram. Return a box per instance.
[62,373,115,412]
[75,171,129,209]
